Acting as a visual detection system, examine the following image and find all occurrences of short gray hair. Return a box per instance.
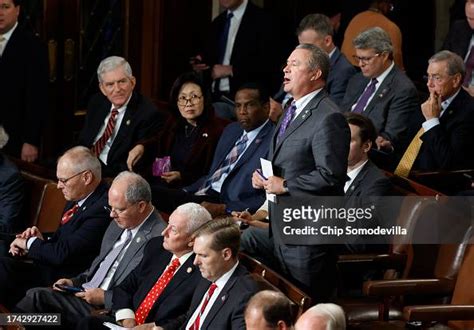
[0,126,9,149]
[113,171,152,203]
[353,27,393,55]
[429,50,465,78]
[297,13,333,37]
[295,43,330,81]
[97,56,133,83]
[307,303,346,330]
[58,146,102,180]
[174,203,212,234]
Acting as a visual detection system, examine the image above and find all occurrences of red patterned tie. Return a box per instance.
[135,258,181,325]
[189,283,218,330]
[92,108,119,156]
[61,204,79,225]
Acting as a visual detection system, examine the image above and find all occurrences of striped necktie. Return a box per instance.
[92,108,119,156]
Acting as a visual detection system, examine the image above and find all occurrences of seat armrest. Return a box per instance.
[404,305,474,322]
[338,253,406,270]
[363,278,455,297]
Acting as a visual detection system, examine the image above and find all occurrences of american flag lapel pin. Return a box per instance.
[126,120,131,126]
[187,267,192,273]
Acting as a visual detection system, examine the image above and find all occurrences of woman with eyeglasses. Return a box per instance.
[127,72,229,188]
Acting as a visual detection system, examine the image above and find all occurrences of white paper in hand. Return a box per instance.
[260,158,276,203]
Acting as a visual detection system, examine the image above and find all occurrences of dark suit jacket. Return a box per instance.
[414,88,474,171]
[185,121,274,212]
[327,47,356,105]
[27,182,111,282]
[165,263,258,330]
[341,65,420,150]
[113,237,201,326]
[442,19,473,59]
[77,92,166,177]
[203,1,279,96]
[0,154,23,234]
[0,27,48,156]
[71,211,166,309]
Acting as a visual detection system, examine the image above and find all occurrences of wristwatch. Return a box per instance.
[282,180,289,193]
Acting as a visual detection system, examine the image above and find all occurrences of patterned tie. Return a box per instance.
[82,230,133,290]
[135,258,181,324]
[189,283,218,330]
[0,35,5,57]
[394,127,425,177]
[92,108,119,156]
[218,12,234,64]
[352,78,378,114]
[463,45,474,86]
[195,133,248,195]
[61,204,79,225]
[277,100,296,143]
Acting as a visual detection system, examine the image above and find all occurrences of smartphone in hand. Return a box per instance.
[55,284,84,293]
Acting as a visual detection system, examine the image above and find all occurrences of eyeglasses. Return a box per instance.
[423,74,452,84]
[352,53,382,65]
[57,170,88,184]
[177,94,202,106]
[104,202,138,215]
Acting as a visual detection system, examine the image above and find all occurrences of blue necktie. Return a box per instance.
[352,78,378,114]
[277,101,296,143]
[218,12,233,64]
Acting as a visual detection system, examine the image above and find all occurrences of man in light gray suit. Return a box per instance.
[252,43,350,302]
[15,171,166,327]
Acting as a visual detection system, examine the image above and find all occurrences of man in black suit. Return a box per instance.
[0,0,48,162]
[164,218,259,330]
[0,146,110,307]
[252,43,350,302]
[74,202,212,329]
[244,290,294,330]
[192,0,279,101]
[443,1,474,60]
[341,27,419,168]
[395,50,474,175]
[297,13,356,105]
[15,171,166,327]
[77,56,166,178]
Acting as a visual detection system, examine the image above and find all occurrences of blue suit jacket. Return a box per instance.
[327,47,356,105]
[185,121,274,212]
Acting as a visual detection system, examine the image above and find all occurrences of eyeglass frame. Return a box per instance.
[177,94,203,106]
[423,74,455,84]
[57,170,89,185]
[104,202,141,215]
[352,53,383,65]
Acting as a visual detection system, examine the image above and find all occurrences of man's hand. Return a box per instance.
[375,136,393,152]
[161,171,181,183]
[264,176,286,195]
[9,237,28,256]
[200,202,226,217]
[421,91,441,121]
[190,55,210,72]
[17,226,42,240]
[76,288,105,306]
[133,322,157,329]
[21,143,38,162]
[52,278,73,291]
[127,144,145,171]
[119,318,136,328]
[211,64,233,80]
[252,170,266,189]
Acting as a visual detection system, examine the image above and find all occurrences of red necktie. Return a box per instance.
[135,258,181,325]
[92,108,119,156]
[189,283,218,330]
[61,204,79,225]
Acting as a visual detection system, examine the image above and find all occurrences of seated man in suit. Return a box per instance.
[76,202,212,329]
[0,146,110,307]
[297,13,356,105]
[0,126,24,256]
[163,217,259,330]
[77,56,166,178]
[244,290,294,330]
[295,303,346,330]
[15,171,166,327]
[341,27,419,168]
[152,83,274,216]
[394,50,474,177]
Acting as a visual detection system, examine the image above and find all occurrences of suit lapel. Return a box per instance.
[345,162,370,199]
[363,66,396,115]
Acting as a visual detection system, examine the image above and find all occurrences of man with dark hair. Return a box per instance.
[245,290,294,330]
[163,218,259,330]
[297,13,356,105]
[341,27,419,166]
[0,0,48,162]
[152,83,274,217]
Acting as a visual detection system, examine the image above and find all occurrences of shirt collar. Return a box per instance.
[294,88,323,111]
[347,160,368,181]
[214,261,239,288]
[2,22,18,42]
[441,88,461,111]
[173,250,194,268]
[374,61,394,85]
[244,119,268,140]
[227,0,247,20]
[111,93,133,113]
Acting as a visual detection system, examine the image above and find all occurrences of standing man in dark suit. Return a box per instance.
[164,218,259,330]
[0,146,110,307]
[297,13,356,105]
[152,83,274,216]
[0,0,48,162]
[78,56,166,178]
[394,50,474,176]
[15,171,166,327]
[341,27,419,167]
[253,43,350,302]
[192,0,279,101]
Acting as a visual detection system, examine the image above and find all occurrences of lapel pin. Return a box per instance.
[126,120,131,126]
[350,186,355,191]
[221,295,227,301]
[187,267,192,273]
[255,138,261,144]
[449,110,453,115]
[136,237,141,243]
[203,133,208,138]
[82,206,86,211]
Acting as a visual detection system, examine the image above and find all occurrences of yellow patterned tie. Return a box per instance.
[394,127,424,177]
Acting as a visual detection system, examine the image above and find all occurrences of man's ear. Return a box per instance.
[222,247,232,261]
[363,140,372,153]
[187,240,194,248]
